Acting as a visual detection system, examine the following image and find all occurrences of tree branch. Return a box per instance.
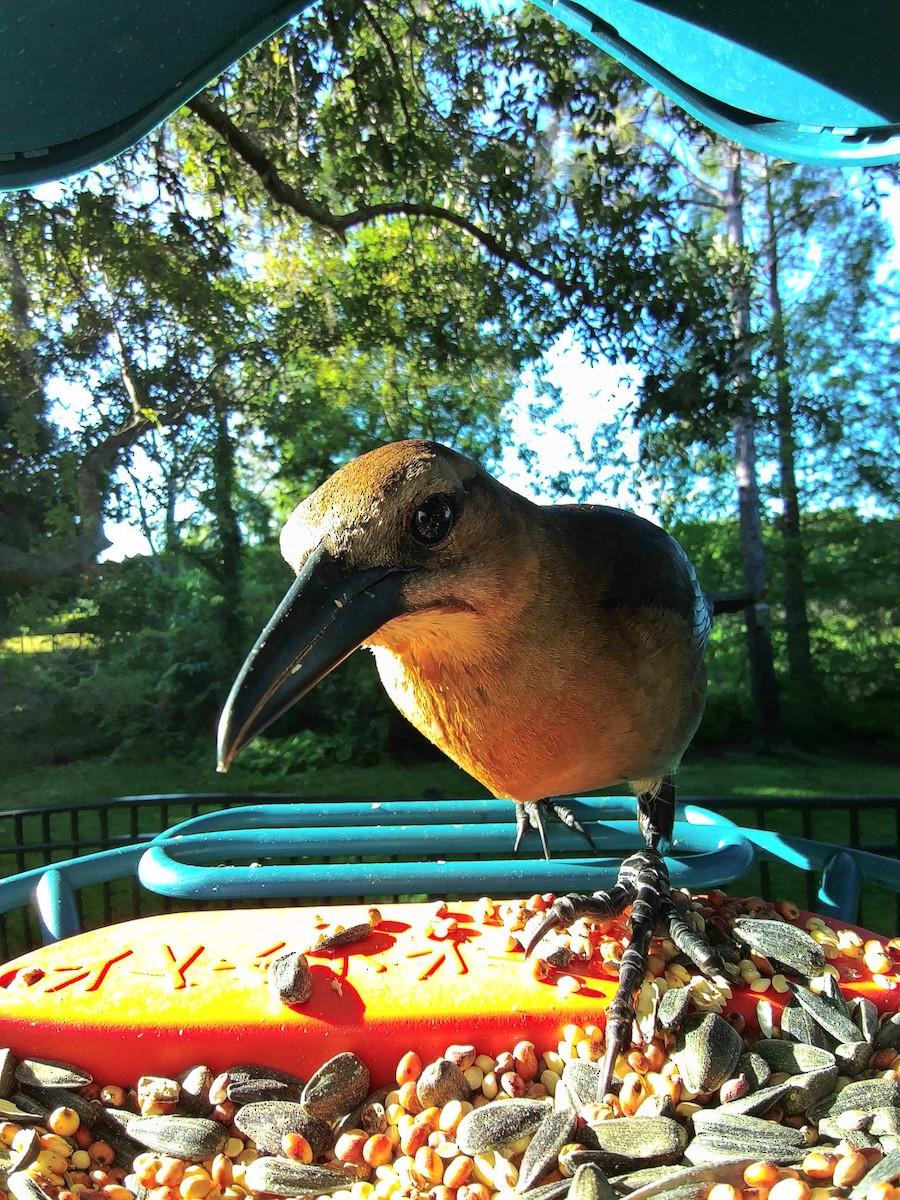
[187,92,566,291]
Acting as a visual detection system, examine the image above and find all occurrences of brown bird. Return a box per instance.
[217,439,735,1092]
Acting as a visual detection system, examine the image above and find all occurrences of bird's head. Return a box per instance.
[217,440,526,770]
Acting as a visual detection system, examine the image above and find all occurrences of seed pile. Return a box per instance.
[1,893,899,1200]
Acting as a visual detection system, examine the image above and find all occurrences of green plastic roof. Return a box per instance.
[1,0,898,191]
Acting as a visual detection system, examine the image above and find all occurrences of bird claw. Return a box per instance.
[523,846,727,1100]
[512,797,597,860]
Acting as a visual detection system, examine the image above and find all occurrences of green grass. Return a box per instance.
[1,749,897,954]
[3,745,897,811]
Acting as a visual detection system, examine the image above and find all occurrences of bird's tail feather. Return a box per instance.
[707,588,765,616]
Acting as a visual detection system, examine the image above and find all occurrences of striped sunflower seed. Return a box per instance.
[234,1100,333,1157]
[780,1002,831,1048]
[786,981,864,1045]
[568,1162,615,1200]
[615,1160,755,1200]
[656,983,692,1033]
[847,1147,900,1200]
[301,1052,369,1121]
[456,1098,549,1155]
[243,1157,351,1197]
[689,1110,807,1147]
[848,995,879,1043]
[14,1058,91,1090]
[516,1107,577,1192]
[578,1116,687,1168]
[5,1173,54,1200]
[731,917,825,978]
[671,1012,741,1095]
[176,1065,214,1115]
[809,1078,900,1123]
[0,1049,15,1100]
[106,1113,227,1161]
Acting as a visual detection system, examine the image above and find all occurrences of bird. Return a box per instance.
[217,438,743,1094]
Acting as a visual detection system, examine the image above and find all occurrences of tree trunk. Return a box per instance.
[725,146,784,751]
[764,167,815,693]
[211,391,244,662]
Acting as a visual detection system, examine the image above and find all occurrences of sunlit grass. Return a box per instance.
[2,632,98,653]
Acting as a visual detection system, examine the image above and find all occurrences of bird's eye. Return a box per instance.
[410,494,455,546]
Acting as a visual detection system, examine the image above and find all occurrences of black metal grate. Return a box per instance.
[1,792,897,961]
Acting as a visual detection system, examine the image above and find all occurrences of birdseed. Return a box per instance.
[1,893,899,1200]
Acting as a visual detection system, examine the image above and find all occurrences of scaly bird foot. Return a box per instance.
[513,798,599,860]
[524,846,727,1097]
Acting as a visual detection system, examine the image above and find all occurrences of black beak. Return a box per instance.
[217,544,411,771]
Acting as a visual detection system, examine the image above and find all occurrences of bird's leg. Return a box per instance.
[512,798,598,859]
[524,777,727,1098]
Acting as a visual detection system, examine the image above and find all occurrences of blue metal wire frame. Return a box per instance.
[136,799,754,900]
[1,797,899,947]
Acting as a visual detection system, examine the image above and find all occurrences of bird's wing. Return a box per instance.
[555,504,713,657]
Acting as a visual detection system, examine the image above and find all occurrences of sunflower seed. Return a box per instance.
[835,1040,874,1075]
[786,981,862,1045]
[417,1058,470,1108]
[457,1099,548,1155]
[243,1157,351,1197]
[7,1129,40,1172]
[301,1052,369,1120]
[14,1058,91,1089]
[616,1160,754,1200]
[656,984,692,1033]
[780,1002,832,1048]
[809,1079,900,1123]
[731,918,825,977]
[175,1065,214,1116]
[332,1086,393,1139]
[227,1063,304,1102]
[689,1110,807,1147]
[268,951,314,1006]
[716,1080,793,1118]
[0,1099,45,1126]
[515,1176,571,1200]
[816,1119,880,1148]
[107,1113,227,1161]
[517,1107,577,1192]
[870,1108,900,1136]
[234,1101,333,1157]
[672,1012,741,1095]
[568,1163,615,1200]
[561,1061,606,1109]
[875,1013,900,1052]
[683,1135,801,1167]
[848,996,879,1044]
[754,1039,836,1076]
[782,1069,840,1117]
[310,923,372,951]
[736,1051,770,1091]
[818,971,851,1014]
[228,1077,299,1105]
[6,1173,54,1200]
[578,1116,687,1168]
[0,1050,15,1100]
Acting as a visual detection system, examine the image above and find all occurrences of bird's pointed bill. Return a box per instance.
[217,544,411,771]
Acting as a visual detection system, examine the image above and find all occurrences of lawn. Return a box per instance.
[1,748,897,952]
[3,745,897,811]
